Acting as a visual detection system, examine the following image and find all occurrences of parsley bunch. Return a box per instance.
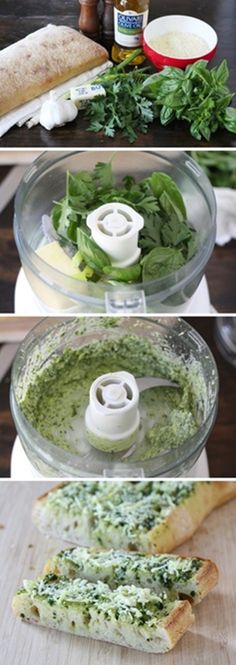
[85,49,155,143]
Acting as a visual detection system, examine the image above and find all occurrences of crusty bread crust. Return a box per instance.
[162,600,194,648]
[194,558,219,603]
[148,482,236,553]
[0,25,108,116]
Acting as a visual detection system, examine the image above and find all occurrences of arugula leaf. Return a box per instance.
[103,263,141,282]
[141,247,184,281]
[77,228,111,272]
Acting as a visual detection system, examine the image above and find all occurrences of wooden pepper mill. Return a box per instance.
[78,0,100,41]
[101,0,114,45]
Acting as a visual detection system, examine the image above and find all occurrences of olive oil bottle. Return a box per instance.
[112,0,150,65]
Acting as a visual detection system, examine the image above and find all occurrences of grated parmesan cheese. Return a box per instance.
[150,31,209,58]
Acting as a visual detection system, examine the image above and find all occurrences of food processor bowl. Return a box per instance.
[14,150,216,314]
[10,317,218,478]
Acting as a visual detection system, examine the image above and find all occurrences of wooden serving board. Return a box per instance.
[1,481,236,665]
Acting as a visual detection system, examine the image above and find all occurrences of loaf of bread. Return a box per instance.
[12,575,194,653]
[44,547,219,605]
[0,24,108,116]
[32,481,236,553]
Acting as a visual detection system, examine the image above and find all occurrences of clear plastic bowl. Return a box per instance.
[10,316,218,478]
[14,150,216,314]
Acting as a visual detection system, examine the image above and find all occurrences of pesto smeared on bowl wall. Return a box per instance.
[17,319,207,461]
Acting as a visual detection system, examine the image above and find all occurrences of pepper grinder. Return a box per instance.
[102,0,114,45]
[78,0,100,41]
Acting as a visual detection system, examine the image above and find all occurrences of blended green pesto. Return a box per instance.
[19,329,207,460]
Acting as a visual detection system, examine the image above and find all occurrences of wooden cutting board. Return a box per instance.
[1,481,236,665]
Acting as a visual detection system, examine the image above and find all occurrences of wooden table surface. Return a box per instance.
[1,481,236,665]
[0,316,236,478]
[0,163,236,314]
[0,0,236,147]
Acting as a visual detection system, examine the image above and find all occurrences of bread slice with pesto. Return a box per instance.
[32,480,236,553]
[12,575,194,653]
[44,547,218,605]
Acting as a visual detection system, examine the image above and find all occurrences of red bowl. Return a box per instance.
[143,15,218,70]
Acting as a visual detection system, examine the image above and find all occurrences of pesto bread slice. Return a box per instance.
[44,548,218,605]
[12,575,194,653]
[32,481,236,553]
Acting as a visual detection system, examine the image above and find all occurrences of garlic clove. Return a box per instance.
[39,94,78,131]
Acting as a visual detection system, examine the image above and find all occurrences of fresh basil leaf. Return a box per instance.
[214,59,229,85]
[51,200,65,231]
[223,107,236,133]
[103,263,141,282]
[141,246,184,280]
[52,198,78,243]
[77,228,111,271]
[149,172,186,220]
[160,105,175,125]
[159,190,185,224]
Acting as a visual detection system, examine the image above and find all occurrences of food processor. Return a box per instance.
[10,317,218,479]
[14,150,216,315]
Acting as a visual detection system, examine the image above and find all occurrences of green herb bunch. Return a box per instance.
[84,52,236,143]
[85,50,154,143]
[143,59,236,141]
[51,161,197,285]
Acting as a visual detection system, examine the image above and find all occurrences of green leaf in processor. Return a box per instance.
[94,161,114,189]
[52,198,78,243]
[161,218,193,247]
[77,228,111,272]
[141,246,185,281]
[184,232,198,261]
[103,263,141,283]
[149,172,186,220]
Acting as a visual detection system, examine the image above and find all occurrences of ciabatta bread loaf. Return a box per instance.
[0,24,108,116]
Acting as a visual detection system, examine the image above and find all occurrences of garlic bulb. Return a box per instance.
[39,91,78,130]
